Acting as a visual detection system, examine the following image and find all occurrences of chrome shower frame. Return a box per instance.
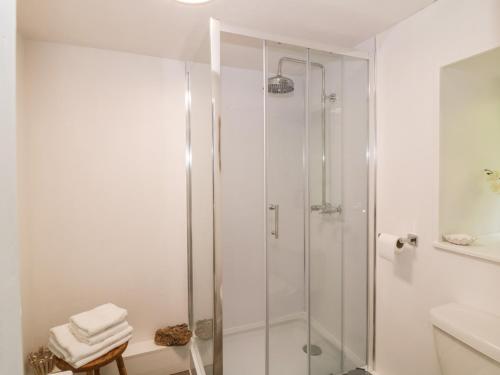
[187,18,377,375]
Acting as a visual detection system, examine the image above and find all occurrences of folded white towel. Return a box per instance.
[49,334,131,368]
[69,303,127,337]
[48,337,67,360]
[49,323,132,364]
[70,320,130,345]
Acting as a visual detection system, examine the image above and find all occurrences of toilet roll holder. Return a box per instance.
[396,233,418,249]
[377,233,418,249]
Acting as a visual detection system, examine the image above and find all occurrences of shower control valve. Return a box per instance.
[311,202,342,215]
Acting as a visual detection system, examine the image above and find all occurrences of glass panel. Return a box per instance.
[266,41,308,375]
[220,33,266,375]
[308,50,369,375]
[339,55,369,371]
[307,50,343,375]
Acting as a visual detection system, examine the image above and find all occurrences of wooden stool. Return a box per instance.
[54,342,128,375]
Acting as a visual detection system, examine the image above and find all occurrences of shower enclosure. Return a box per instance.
[186,19,374,375]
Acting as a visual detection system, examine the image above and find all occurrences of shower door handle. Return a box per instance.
[268,204,279,239]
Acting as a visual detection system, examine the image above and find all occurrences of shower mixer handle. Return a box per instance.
[311,202,342,215]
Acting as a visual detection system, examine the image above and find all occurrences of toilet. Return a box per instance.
[430,303,500,375]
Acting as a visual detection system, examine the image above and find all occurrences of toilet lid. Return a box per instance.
[430,303,500,364]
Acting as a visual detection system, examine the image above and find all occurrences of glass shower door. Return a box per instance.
[308,50,370,375]
[307,50,344,375]
[266,41,308,375]
[203,20,371,375]
[266,42,370,375]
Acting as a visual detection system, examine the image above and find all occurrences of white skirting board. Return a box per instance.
[123,339,189,375]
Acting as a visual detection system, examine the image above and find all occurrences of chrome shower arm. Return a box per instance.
[277,57,326,96]
[277,56,328,208]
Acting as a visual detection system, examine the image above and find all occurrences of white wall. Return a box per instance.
[18,40,188,373]
[375,1,500,374]
[0,0,24,373]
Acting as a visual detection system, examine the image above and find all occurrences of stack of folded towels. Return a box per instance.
[48,303,133,368]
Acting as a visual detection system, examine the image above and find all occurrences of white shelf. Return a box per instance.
[434,235,500,264]
[123,339,168,358]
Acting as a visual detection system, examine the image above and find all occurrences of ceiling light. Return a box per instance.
[175,0,212,4]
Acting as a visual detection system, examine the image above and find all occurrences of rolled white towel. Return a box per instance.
[49,334,132,368]
[70,321,130,345]
[69,303,127,337]
[49,323,132,364]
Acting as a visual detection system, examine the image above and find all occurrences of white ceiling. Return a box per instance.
[18,0,435,60]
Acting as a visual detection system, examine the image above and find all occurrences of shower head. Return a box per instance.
[268,74,294,94]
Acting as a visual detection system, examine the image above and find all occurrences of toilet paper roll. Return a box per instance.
[378,233,404,262]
